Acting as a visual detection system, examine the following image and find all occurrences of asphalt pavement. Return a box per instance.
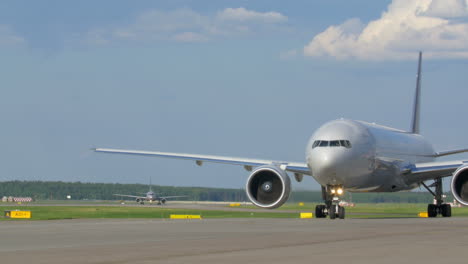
[1,217,466,264]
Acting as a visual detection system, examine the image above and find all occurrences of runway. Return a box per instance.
[1,217,467,264]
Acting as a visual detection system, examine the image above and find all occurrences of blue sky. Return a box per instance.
[1,0,468,190]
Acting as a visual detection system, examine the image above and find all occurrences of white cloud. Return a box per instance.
[304,0,468,60]
[216,7,287,23]
[173,32,209,42]
[118,9,209,38]
[0,25,24,45]
[85,7,287,44]
[424,0,468,17]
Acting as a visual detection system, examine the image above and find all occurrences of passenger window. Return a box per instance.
[330,140,340,147]
[319,141,329,147]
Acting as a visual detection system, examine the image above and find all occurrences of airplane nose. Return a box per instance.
[310,149,349,181]
[314,154,337,177]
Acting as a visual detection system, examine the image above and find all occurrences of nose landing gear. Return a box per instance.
[315,185,346,219]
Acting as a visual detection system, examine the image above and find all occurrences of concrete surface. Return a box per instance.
[1,218,466,264]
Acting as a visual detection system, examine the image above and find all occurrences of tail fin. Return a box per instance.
[149,176,152,192]
[411,51,422,134]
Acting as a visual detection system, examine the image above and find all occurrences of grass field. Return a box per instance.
[1,202,468,220]
[0,205,298,220]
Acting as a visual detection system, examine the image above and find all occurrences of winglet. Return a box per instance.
[411,51,422,134]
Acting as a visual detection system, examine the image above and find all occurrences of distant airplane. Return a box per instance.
[114,180,186,205]
[95,52,468,219]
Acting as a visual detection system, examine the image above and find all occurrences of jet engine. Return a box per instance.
[451,165,468,206]
[246,165,291,209]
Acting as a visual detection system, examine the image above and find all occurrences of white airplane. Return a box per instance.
[94,52,468,219]
[114,190,185,205]
[114,180,186,205]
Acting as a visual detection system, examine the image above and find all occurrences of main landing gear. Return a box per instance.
[315,185,346,219]
[421,178,451,217]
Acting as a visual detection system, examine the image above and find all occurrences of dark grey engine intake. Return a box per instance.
[245,165,291,209]
[451,165,468,206]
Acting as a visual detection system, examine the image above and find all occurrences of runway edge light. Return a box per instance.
[418,212,428,218]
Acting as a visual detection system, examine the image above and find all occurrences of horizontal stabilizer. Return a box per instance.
[433,148,468,157]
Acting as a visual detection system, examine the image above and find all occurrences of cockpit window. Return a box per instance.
[319,141,329,147]
[312,141,321,148]
[312,140,352,149]
[341,140,352,148]
[339,140,346,147]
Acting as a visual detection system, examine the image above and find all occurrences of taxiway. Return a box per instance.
[1,217,466,264]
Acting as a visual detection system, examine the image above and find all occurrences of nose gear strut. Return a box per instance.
[315,185,346,219]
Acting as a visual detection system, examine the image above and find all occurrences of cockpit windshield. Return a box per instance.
[319,141,329,147]
[312,140,352,149]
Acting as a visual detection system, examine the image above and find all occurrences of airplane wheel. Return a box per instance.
[441,204,452,217]
[338,206,345,219]
[329,206,336,219]
[315,205,326,218]
[320,205,327,218]
[427,204,437,217]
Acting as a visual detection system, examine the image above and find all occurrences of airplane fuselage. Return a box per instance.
[146,191,156,201]
[306,119,435,192]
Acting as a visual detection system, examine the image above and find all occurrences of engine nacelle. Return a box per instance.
[246,165,291,209]
[451,165,468,206]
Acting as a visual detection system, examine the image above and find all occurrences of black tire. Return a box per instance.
[329,206,336,219]
[427,204,437,217]
[320,205,327,218]
[315,205,325,218]
[338,206,345,219]
[441,204,452,217]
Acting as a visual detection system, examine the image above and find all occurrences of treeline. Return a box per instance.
[0,181,246,201]
[0,181,447,203]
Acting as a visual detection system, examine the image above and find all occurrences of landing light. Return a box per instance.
[330,189,336,194]
[337,188,344,195]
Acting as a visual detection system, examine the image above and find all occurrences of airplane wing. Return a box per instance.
[404,160,468,184]
[93,148,311,175]
[159,195,187,199]
[113,194,145,199]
